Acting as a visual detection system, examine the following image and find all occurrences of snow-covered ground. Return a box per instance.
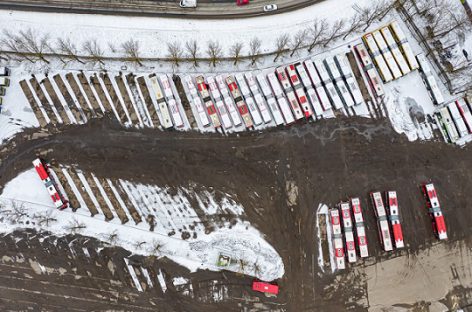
[0,168,284,282]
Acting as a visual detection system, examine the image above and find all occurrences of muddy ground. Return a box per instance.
[0,117,471,311]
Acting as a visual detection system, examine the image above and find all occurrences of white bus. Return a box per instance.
[380,26,411,76]
[340,202,357,263]
[255,73,285,125]
[363,33,394,82]
[334,54,364,105]
[370,192,393,252]
[439,107,459,143]
[149,75,173,129]
[267,72,295,124]
[351,198,369,258]
[206,76,233,129]
[304,60,332,111]
[389,21,420,70]
[244,72,272,124]
[159,74,184,128]
[372,30,402,80]
[329,208,346,270]
[448,101,469,137]
[324,57,355,107]
[235,74,263,126]
[416,53,445,105]
[215,75,242,127]
[313,59,344,110]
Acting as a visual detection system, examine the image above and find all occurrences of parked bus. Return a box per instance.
[335,54,364,105]
[422,183,447,240]
[324,57,355,107]
[389,21,420,70]
[380,26,411,75]
[329,208,346,270]
[363,33,394,82]
[303,60,332,111]
[370,192,393,251]
[448,101,469,137]
[351,197,369,258]
[159,74,184,128]
[340,202,357,263]
[267,72,295,124]
[149,75,173,129]
[235,74,263,126]
[438,106,459,143]
[244,72,273,124]
[195,75,221,129]
[386,191,405,249]
[215,75,242,127]
[295,63,324,117]
[372,30,402,79]
[33,158,68,210]
[184,76,210,128]
[455,99,472,133]
[313,59,344,110]
[275,67,304,120]
[286,64,314,118]
[226,75,254,129]
[416,53,444,105]
[255,73,285,125]
[206,76,233,129]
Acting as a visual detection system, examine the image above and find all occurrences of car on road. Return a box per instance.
[236,0,249,6]
[180,0,197,8]
[263,4,277,11]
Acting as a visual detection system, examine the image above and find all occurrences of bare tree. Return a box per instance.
[121,39,143,66]
[65,218,86,233]
[307,19,328,52]
[56,37,84,64]
[273,33,290,62]
[343,13,363,40]
[229,42,244,66]
[354,4,378,31]
[82,39,105,66]
[1,28,51,63]
[106,230,119,244]
[206,40,223,67]
[185,39,200,67]
[134,241,147,250]
[167,41,183,67]
[150,240,165,255]
[290,29,307,57]
[107,42,117,53]
[249,37,262,66]
[2,200,28,221]
[322,19,346,47]
[35,210,57,227]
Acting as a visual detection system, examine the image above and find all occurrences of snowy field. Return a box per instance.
[0,168,284,282]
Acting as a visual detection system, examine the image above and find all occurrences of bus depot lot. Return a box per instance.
[1,118,472,311]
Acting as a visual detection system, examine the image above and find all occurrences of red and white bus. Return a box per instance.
[286,64,313,118]
[215,75,242,127]
[329,208,346,270]
[304,60,332,111]
[350,197,369,258]
[252,281,278,295]
[448,101,469,138]
[195,75,221,129]
[386,191,405,249]
[226,75,254,129]
[455,99,472,133]
[235,73,263,126]
[295,63,324,117]
[353,43,385,97]
[267,72,295,124]
[255,73,285,126]
[183,76,210,128]
[370,192,393,251]
[275,67,304,120]
[340,202,357,263]
[33,158,68,210]
[422,183,447,240]
[206,76,233,129]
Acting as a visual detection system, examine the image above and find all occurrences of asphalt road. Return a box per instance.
[0,0,324,18]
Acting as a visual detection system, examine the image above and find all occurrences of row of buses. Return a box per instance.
[436,99,472,143]
[329,198,369,270]
[183,55,365,131]
[363,21,419,83]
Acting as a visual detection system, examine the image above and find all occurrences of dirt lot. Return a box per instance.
[0,117,472,311]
